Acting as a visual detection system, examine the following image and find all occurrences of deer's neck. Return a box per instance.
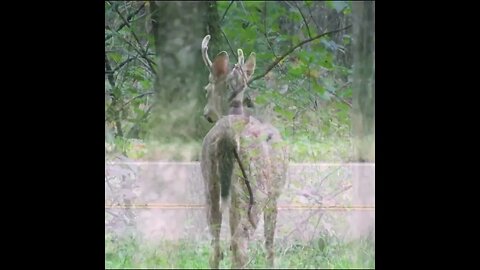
[228,89,244,115]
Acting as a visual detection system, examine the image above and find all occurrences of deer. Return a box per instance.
[200,35,287,268]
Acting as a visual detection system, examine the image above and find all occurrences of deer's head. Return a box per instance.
[201,35,256,123]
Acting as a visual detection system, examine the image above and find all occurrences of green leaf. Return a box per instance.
[340,87,352,99]
[337,102,350,112]
[319,53,334,69]
[288,65,304,77]
[127,87,137,95]
[292,35,300,45]
[255,94,267,105]
[313,80,325,95]
[129,67,146,81]
[342,34,352,45]
[110,52,122,63]
[298,50,314,63]
[336,103,350,121]
[140,79,151,90]
[112,86,121,97]
[291,12,302,23]
[275,106,295,121]
[276,34,289,44]
[343,3,352,15]
[133,106,144,116]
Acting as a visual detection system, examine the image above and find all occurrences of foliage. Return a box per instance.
[218,1,353,162]
[105,1,154,140]
[105,1,355,162]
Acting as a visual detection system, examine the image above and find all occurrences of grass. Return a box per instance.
[105,234,374,269]
[285,135,354,162]
[107,134,354,163]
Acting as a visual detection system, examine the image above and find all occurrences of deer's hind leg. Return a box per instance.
[229,175,263,268]
[229,178,253,269]
[264,195,278,267]
[206,169,223,268]
[264,137,288,267]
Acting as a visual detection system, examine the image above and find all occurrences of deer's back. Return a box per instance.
[201,115,287,197]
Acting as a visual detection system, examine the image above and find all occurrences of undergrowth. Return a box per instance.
[105,234,374,269]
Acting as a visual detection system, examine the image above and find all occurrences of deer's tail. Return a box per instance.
[218,135,234,212]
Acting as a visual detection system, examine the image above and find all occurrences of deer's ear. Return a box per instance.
[244,52,256,79]
[212,51,229,78]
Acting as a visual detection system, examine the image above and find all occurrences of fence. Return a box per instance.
[105,162,375,244]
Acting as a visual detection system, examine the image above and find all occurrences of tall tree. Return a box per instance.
[352,1,375,162]
[349,1,375,244]
[147,1,223,141]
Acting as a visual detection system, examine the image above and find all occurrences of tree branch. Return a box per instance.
[105,2,145,42]
[306,3,322,34]
[263,1,278,59]
[105,52,123,137]
[105,52,116,91]
[248,25,352,85]
[220,28,237,59]
[111,56,139,74]
[120,91,155,111]
[126,103,154,138]
[326,81,352,108]
[114,5,156,73]
[318,166,342,189]
[115,34,157,73]
[293,1,312,39]
[283,205,324,240]
[220,0,234,24]
[239,0,249,16]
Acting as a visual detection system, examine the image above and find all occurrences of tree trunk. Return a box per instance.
[148,1,221,141]
[348,0,375,249]
[205,1,223,56]
[352,1,375,162]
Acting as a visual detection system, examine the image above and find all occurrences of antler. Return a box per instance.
[202,35,213,71]
[237,49,244,66]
